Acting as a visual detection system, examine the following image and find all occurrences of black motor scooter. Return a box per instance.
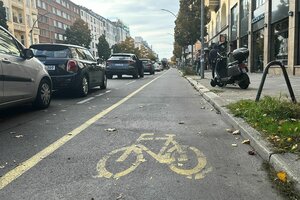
[210,47,250,89]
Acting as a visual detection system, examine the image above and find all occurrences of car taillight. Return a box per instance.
[66,60,78,73]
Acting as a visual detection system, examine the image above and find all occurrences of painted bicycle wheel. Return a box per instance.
[96,146,144,179]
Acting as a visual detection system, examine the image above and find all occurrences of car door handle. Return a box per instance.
[1,58,11,64]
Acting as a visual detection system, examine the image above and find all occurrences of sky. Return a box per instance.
[71,0,179,60]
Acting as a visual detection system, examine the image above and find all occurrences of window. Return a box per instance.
[252,29,264,72]
[271,19,288,65]
[26,0,30,7]
[5,7,10,21]
[230,5,238,42]
[57,10,61,16]
[52,7,56,14]
[83,49,95,61]
[26,15,31,27]
[240,0,249,38]
[81,11,83,16]
[75,48,86,60]
[0,29,20,56]
[18,13,23,24]
[37,0,41,7]
[254,0,265,9]
[31,0,36,8]
[42,1,46,9]
[20,35,25,45]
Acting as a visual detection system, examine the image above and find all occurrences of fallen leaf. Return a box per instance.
[287,138,292,142]
[263,114,267,117]
[242,139,250,144]
[10,131,16,134]
[232,130,240,135]
[277,171,287,183]
[61,110,66,112]
[0,165,4,169]
[201,107,205,109]
[232,144,238,147]
[179,121,185,124]
[178,163,183,167]
[14,135,23,138]
[248,150,256,155]
[105,128,117,132]
[291,144,298,151]
[116,194,123,200]
[226,129,233,133]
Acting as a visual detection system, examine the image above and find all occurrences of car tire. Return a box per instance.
[117,75,122,79]
[100,74,107,89]
[78,75,89,97]
[107,74,113,79]
[139,68,144,78]
[33,78,52,109]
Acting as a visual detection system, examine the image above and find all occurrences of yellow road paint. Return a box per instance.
[0,72,168,190]
[96,133,209,180]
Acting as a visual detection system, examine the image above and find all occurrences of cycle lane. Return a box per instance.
[0,69,283,199]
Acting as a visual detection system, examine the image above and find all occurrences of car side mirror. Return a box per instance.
[23,49,34,59]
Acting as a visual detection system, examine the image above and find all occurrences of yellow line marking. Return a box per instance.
[0,71,168,190]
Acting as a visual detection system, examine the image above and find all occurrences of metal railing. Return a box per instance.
[255,61,297,103]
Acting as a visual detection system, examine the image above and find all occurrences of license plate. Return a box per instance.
[115,64,123,67]
[46,65,56,70]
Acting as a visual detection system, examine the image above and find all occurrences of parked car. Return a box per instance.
[154,62,163,72]
[140,58,155,75]
[106,53,144,79]
[30,43,107,97]
[0,26,52,109]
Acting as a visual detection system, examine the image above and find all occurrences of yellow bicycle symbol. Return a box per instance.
[96,133,209,180]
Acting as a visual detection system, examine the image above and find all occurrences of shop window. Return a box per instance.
[252,29,264,72]
[270,19,288,65]
[230,5,238,48]
[240,0,249,38]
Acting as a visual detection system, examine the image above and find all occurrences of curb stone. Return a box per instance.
[182,73,300,192]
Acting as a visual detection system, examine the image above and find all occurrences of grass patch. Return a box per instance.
[227,96,300,154]
[263,162,300,199]
[181,67,197,76]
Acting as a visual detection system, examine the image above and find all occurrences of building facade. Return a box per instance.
[36,0,80,44]
[2,0,39,47]
[205,0,300,75]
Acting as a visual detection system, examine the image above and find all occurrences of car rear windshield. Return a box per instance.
[110,55,131,60]
[31,45,71,58]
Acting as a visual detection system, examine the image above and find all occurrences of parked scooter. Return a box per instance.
[210,47,250,89]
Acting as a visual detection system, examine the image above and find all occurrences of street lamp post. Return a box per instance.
[160,9,177,18]
[200,0,205,78]
[30,12,51,45]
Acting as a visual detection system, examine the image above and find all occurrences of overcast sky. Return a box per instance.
[71,0,179,59]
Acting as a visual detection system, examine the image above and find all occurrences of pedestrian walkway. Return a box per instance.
[189,71,300,104]
[184,70,300,193]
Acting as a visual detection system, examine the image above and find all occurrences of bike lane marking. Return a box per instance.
[96,133,211,180]
[0,71,169,190]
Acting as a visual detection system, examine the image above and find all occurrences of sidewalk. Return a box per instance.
[184,71,300,192]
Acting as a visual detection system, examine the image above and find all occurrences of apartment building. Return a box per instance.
[2,0,39,47]
[112,19,130,44]
[205,0,300,75]
[36,0,80,44]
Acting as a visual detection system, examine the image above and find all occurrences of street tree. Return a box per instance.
[173,42,182,60]
[96,34,110,60]
[112,37,141,57]
[174,0,209,49]
[0,1,8,30]
[64,19,91,48]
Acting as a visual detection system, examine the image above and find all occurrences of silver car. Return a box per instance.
[0,26,52,109]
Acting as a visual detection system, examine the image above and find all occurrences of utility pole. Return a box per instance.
[200,0,205,78]
[30,12,50,45]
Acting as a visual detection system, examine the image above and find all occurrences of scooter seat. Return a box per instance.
[228,61,238,66]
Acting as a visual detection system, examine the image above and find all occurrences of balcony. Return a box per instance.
[207,0,220,11]
[11,0,24,10]
[13,23,26,32]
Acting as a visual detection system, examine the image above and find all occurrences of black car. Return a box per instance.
[140,58,155,75]
[30,43,107,97]
[106,53,144,79]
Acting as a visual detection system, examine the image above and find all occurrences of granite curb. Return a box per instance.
[182,72,300,192]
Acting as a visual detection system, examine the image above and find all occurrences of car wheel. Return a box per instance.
[101,74,107,89]
[117,75,122,79]
[33,79,52,109]
[107,74,113,79]
[78,75,89,97]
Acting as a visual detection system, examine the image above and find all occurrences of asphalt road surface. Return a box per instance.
[0,69,283,200]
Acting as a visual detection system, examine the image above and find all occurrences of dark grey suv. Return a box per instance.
[106,53,144,79]
[30,43,107,97]
[0,26,52,109]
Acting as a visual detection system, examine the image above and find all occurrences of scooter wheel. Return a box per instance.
[217,82,225,87]
[210,79,216,87]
